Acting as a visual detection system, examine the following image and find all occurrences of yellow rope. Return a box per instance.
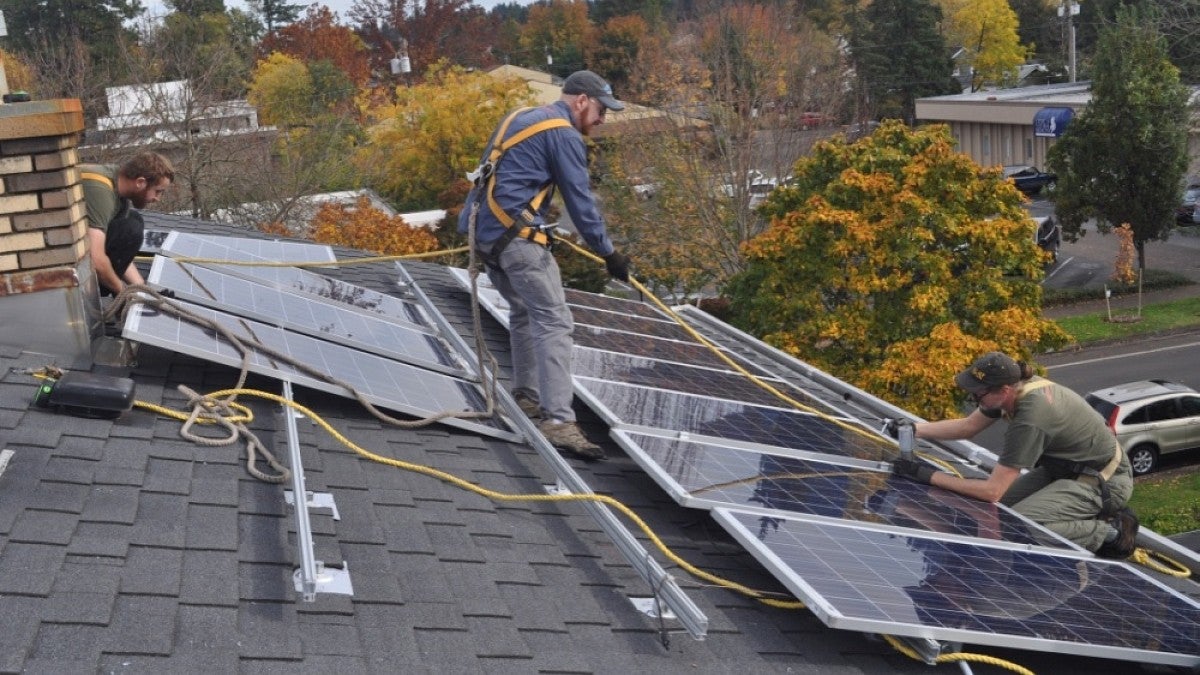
[560,239,889,448]
[200,386,798,604]
[1129,546,1193,577]
[882,634,1036,675]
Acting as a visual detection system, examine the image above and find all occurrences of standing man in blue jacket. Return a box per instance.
[459,70,631,460]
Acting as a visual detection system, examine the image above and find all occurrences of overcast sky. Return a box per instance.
[142,0,529,22]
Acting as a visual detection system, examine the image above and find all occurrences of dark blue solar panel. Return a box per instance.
[716,510,1200,666]
[564,288,670,319]
[572,324,773,375]
[622,432,1054,547]
[569,305,695,341]
[578,378,885,461]
[573,347,810,408]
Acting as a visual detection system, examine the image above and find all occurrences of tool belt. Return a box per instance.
[1037,443,1124,512]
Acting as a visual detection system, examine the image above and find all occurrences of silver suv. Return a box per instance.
[1084,380,1200,475]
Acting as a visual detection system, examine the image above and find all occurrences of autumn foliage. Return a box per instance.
[726,121,1070,419]
[1111,223,1137,286]
[308,196,439,257]
[258,6,371,87]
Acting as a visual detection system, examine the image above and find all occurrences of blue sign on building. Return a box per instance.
[1034,107,1074,138]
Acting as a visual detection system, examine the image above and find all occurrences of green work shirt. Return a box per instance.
[1000,377,1116,470]
[80,164,124,232]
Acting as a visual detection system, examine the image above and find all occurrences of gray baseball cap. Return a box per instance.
[562,70,625,111]
[954,351,1021,395]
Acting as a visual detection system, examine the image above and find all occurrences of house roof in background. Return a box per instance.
[0,211,1192,673]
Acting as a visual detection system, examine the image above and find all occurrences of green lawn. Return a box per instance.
[1052,295,1200,536]
[1054,296,1200,344]
[1129,468,1200,536]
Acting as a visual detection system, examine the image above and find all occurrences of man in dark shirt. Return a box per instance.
[459,71,631,459]
[82,152,174,295]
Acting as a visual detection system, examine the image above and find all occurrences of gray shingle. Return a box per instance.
[121,546,183,596]
[103,595,177,655]
[186,503,238,550]
[128,492,187,547]
[42,589,115,625]
[0,542,65,595]
[179,549,239,607]
[80,485,140,525]
[10,509,80,545]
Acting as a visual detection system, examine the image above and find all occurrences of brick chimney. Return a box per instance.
[0,99,101,369]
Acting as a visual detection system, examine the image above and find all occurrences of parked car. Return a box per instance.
[1176,184,1200,225]
[1032,216,1061,262]
[1003,165,1057,195]
[797,112,826,130]
[1084,380,1200,476]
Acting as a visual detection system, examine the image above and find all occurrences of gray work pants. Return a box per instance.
[1001,455,1134,552]
[482,237,576,423]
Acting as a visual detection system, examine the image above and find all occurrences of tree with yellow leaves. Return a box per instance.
[309,196,438,257]
[937,0,1028,91]
[354,61,536,211]
[726,121,1069,419]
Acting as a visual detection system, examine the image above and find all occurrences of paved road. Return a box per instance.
[1027,196,1200,289]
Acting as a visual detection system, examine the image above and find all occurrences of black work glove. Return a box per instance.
[604,250,631,282]
[880,418,901,439]
[892,458,937,485]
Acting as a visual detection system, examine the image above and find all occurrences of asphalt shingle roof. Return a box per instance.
[0,211,1191,673]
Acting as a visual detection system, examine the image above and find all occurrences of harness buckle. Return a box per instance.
[467,161,494,186]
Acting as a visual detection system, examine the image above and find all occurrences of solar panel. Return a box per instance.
[122,299,511,440]
[148,257,463,376]
[713,509,1200,668]
[614,430,1062,549]
[568,304,695,341]
[163,232,432,329]
[161,231,336,264]
[451,267,774,375]
[576,377,883,461]
[573,347,810,408]
[564,288,672,319]
[142,228,170,254]
[573,324,762,372]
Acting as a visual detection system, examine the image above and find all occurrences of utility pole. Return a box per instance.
[0,11,8,99]
[1059,1,1079,82]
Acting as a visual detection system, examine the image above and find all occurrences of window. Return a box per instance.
[1179,396,1200,417]
[1142,399,1180,423]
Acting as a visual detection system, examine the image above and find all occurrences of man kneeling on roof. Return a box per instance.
[888,351,1139,559]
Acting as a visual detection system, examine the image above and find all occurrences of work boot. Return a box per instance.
[513,391,542,419]
[537,420,605,460]
[1096,507,1139,559]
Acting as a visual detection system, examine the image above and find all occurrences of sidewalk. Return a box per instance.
[1042,284,1200,320]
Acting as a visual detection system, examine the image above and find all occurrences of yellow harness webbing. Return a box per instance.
[482,107,572,247]
[81,171,114,190]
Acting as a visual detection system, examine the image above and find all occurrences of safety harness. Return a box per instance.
[1017,379,1125,511]
[81,170,114,191]
[466,107,572,263]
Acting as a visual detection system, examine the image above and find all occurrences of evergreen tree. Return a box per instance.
[1047,8,1190,270]
[848,0,959,124]
[247,0,302,34]
[0,0,141,67]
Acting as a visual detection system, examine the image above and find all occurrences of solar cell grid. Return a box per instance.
[564,288,670,319]
[619,431,1053,548]
[715,510,1200,667]
[162,231,336,263]
[122,300,508,439]
[573,347,809,408]
[163,233,432,328]
[570,305,694,341]
[150,257,459,374]
[578,378,884,461]
[572,324,748,371]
